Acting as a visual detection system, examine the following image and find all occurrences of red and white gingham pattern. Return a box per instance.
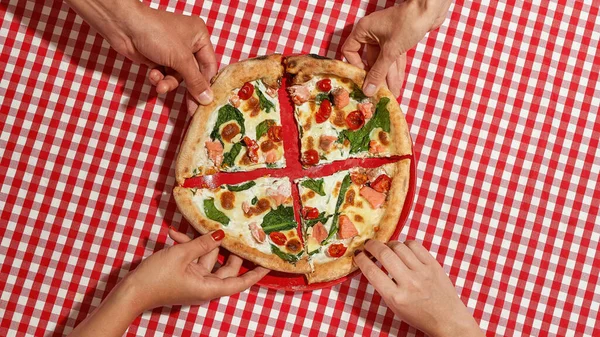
[1,0,599,336]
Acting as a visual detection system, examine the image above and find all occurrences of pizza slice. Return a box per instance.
[284,54,412,167]
[176,55,286,185]
[297,159,410,283]
[173,177,310,273]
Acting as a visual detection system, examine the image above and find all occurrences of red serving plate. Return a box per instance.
[181,71,416,291]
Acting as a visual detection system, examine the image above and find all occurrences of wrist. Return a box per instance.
[402,0,442,30]
[64,0,145,40]
[428,311,483,337]
[111,275,149,316]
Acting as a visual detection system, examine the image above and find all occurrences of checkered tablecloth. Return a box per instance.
[1,0,599,336]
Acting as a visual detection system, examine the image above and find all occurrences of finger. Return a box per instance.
[341,34,366,69]
[365,43,380,70]
[353,251,396,290]
[168,227,193,244]
[179,229,224,262]
[363,49,397,96]
[213,254,244,278]
[194,42,218,81]
[148,68,165,86]
[171,55,214,105]
[211,266,270,296]
[364,240,410,281]
[186,93,200,117]
[386,55,406,98]
[404,240,437,265]
[387,241,424,270]
[198,247,219,270]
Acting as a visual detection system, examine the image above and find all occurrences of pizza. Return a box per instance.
[174,54,413,284]
[284,55,412,166]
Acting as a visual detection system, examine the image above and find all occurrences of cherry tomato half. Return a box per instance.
[371,174,392,193]
[315,99,332,124]
[243,136,259,163]
[268,125,283,142]
[269,232,287,245]
[302,149,319,166]
[238,82,254,100]
[327,243,347,257]
[316,78,332,92]
[301,207,320,220]
[345,110,365,130]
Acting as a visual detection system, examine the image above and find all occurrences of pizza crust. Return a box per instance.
[306,159,411,284]
[175,54,284,186]
[173,186,311,274]
[284,54,412,157]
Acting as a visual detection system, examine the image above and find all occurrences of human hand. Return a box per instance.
[342,0,451,97]
[65,0,218,108]
[353,240,483,337]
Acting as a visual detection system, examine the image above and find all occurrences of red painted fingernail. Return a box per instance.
[211,229,225,241]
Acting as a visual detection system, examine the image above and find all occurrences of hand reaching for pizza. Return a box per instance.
[64,0,218,107]
[353,240,484,337]
[68,229,268,337]
[342,0,452,97]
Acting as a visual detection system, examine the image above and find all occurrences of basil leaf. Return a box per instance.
[338,97,391,154]
[251,196,258,205]
[203,198,230,225]
[300,178,325,196]
[256,86,276,114]
[304,211,333,227]
[261,205,297,234]
[315,93,333,105]
[349,83,367,101]
[210,105,246,142]
[221,142,242,168]
[271,244,301,264]
[323,174,351,244]
[226,181,256,192]
[256,119,276,140]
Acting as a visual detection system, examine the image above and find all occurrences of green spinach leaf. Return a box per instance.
[226,181,256,192]
[349,84,367,101]
[270,245,302,264]
[304,211,333,227]
[337,97,391,154]
[256,119,276,140]
[221,142,242,168]
[315,93,333,105]
[300,178,325,196]
[261,205,297,234]
[210,105,246,142]
[251,196,258,205]
[203,198,230,225]
[323,174,351,244]
[256,87,276,114]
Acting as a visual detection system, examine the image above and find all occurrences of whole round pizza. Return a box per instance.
[173,54,412,285]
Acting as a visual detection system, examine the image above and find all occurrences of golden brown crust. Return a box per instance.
[173,186,311,273]
[284,54,412,158]
[306,159,411,284]
[175,54,284,186]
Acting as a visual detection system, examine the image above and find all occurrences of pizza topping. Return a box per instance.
[337,97,391,154]
[319,135,338,151]
[350,172,369,185]
[246,96,261,117]
[327,243,347,258]
[245,198,271,217]
[369,140,386,154]
[229,93,241,108]
[267,184,290,206]
[261,205,297,234]
[221,123,241,143]
[211,105,246,142]
[302,149,319,166]
[205,141,224,167]
[315,99,332,123]
[332,108,346,127]
[260,139,277,152]
[288,85,310,105]
[371,174,392,193]
[269,232,287,245]
[264,149,279,164]
[249,222,266,243]
[360,186,386,209]
[219,191,235,210]
[242,201,251,214]
[316,78,332,92]
[203,199,230,225]
[267,125,282,142]
[357,102,374,119]
[300,178,325,196]
[271,244,302,263]
[338,214,359,239]
[242,136,259,163]
[354,214,364,222]
[222,142,242,168]
[378,131,390,146]
[301,206,320,220]
[266,86,278,98]
[332,88,350,109]
[238,82,254,100]
[226,181,256,192]
[345,110,365,130]
[311,221,328,243]
[344,189,356,206]
[285,239,302,253]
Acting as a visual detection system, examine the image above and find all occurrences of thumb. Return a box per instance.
[172,55,214,105]
[180,230,225,262]
[363,49,396,97]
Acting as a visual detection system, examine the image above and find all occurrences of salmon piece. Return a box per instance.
[264,149,278,163]
[338,215,359,239]
[229,93,241,108]
[249,222,266,243]
[205,141,224,167]
[332,88,350,108]
[369,140,386,154]
[360,186,386,209]
[288,85,310,105]
[242,201,251,214]
[358,102,374,119]
[319,135,338,151]
[311,221,328,243]
[267,184,290,206]
[266,87,278,98]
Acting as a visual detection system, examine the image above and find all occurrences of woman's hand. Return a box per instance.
[353,240,484,337]
[64,0,218,107]
[342,0,451,97]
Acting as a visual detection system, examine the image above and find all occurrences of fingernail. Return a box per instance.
[169,226,176,231]
[151,73,160,81]
[198,88,214,105]
[363,84,376,96]
[211,229,225,241]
